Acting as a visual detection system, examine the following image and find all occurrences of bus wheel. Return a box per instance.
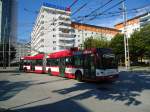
[24,68,27,72]
[48,69,51,76]
[75,71,82,82]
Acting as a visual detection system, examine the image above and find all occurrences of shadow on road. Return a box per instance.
[0,78,69,102]
[0,80,31,101]
[15,98,91,112]
[52,71,150,106]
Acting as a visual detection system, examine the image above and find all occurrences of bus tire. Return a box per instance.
[24,67,27,72]
[48,68,51,76]
[75,71,82,82]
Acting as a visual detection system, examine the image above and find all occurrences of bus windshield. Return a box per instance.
[102,53,117,69]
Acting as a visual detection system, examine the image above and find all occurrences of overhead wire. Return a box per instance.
[71,0,94,16]
[76,0,125,22]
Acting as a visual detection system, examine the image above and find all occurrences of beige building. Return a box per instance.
[71,22,120,47]
[115,13,150,38]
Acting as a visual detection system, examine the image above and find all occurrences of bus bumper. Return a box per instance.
[96,74,119,81]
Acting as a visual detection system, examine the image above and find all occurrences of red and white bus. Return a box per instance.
[45,48,119,81]
[20,48,119,81]
[20,54,45,73]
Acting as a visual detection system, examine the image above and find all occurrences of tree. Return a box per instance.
[83,36,110,49]
[0,43,16,66]
[110,34,124,62]
[129,24,150,62]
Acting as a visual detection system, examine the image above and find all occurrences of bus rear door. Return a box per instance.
[59,58,65,77]
[31,60,35,72]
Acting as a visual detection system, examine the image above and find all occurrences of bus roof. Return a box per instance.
[48,50,73,59]
[33,54,45,59]
[46,48,113,59]
[21,54,45,60]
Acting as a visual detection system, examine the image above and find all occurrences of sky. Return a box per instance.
[17,0,150,42]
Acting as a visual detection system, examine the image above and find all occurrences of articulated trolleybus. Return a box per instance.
[20,48,119,81]
[20,54,44,73]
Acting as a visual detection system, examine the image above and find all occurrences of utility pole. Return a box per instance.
[8,33,11,67]
[122,0,130,69]
[3,21,6,69]
[81,17,84,50]
[2,30,5,68]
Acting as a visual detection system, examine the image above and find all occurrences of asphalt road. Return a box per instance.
[0,70,150,112]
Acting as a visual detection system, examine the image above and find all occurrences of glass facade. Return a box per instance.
[0,0,17,44]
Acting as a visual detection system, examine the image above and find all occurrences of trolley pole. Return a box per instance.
[122,0,130,69]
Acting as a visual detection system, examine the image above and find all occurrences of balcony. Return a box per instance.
[59,33,74,38]
[58,43,74,47]
[59,28,72,33]
[59,37,75,41]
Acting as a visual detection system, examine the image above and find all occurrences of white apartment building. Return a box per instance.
[140,13,150,27]
[31,3,74,55]
[71,22,120,47]
[115,13,150,38]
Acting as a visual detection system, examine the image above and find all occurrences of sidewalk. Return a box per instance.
[0,67,19,73]
[118,66,150,72]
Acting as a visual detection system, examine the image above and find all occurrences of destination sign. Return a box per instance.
[103,54,115,58]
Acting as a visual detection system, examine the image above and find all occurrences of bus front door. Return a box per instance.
[83,54,96,80]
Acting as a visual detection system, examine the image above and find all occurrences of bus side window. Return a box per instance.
[36,60,42,66]
[59,58,65,66]
[46,59,50,66]
[74,56,82,67]
[65,57,73,66]
[51,58,59,66]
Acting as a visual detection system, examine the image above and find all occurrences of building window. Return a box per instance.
[53,28,56,31]
[78,40,80,42]
[53,35,56,37]
[41,39,44,42]
[41,45,44,47]
[41,21,44,24]
[85,33,87,36]
[41,26,44,30]
[78,35,80,37]
[74,35,76,37]
[51,22,56,25]
[41,15,44,18]
[53,41,56,44]
[53,47,56,50]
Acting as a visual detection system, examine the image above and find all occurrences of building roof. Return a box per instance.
[115,13,149,26]
[43,2,70,11]
[72,22,120,32]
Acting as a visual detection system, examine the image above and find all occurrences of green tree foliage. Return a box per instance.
[83,37,110,49]
[129,24,150,61]
[0,43,16,66]
[110,34,124,61]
